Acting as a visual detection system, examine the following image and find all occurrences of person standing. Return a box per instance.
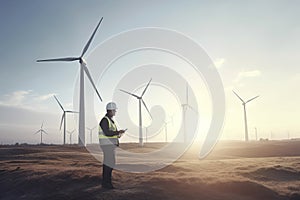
[99,102,125,189]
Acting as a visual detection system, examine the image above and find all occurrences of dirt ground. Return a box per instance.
[1,140,300,200]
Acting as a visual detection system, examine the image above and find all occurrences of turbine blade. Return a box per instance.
[142,99,152,119]
[37,57,79,62]
[41,122,44,129]
[246,95,259,104]
[141,78,152,97]
[81,17,103,57]
[54,95,64,111]
[82,65,103,101]
[119,89,139,98]
[34,130,40,134]
[232,90,245,103]
[60,113,65,130]
[42,130,48,135]
[65,111,79,113]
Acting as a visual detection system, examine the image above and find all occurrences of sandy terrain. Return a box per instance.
[1,140,300,200]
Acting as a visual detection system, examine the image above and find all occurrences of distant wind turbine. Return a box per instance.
[54,95,78,145]
[255,127,258,141]
[233,90,259,141]
[67,129,75,144]
[163,115,174,143]
[120,78,153,147]
[182,83,197,143]
[37,17,104,146]
[34,122,48,144]
[270,131,273,140]
[86,126,96,144]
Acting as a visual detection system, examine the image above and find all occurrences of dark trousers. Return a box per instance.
[100,144,116,185]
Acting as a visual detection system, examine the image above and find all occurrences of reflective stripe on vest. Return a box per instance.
[99,116,118,145]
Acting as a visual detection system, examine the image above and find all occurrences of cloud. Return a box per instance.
[0,90,32,107]
[65,102,73,109]
[214,58,226,69]
[0,90,57,111]
[34,93,57,101]
[234,70,261,83]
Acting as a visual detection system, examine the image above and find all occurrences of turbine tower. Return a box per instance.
[37,18,104,146]
[255,127,258,141]
[163,115,174,143]
[34,122,48,144]
[181,83,197,143]
[120,78,153,147]
[54,95,78,145]
[67,129,75,144]
[233,91,259,141]
[86,126,96,144]
[144,126,149,143]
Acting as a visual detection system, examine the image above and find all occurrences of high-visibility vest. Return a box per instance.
[99,116,119,145]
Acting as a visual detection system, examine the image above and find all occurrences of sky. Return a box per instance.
[0,0,299,144]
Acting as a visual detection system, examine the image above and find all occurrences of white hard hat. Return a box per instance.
[106,102,117,110]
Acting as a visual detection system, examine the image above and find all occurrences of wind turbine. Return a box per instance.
[67,129,75,144]
[233,91,259,141]
[120,78,153,147]
[34,122,48,144]
[163,115,174,143]
[37,17,104,146]
[86,126,96,144]
[54,95,78,145]
[181,83,197,143]
[270,131,273,140]
[255,127,258,141]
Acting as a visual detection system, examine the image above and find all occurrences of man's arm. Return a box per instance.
[99,118,120,136]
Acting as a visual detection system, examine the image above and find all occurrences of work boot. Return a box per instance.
[102,165,114,189]
[102,182,114,189]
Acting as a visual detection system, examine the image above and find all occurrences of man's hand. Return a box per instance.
[119,130,126,134]
[119,129,126,138]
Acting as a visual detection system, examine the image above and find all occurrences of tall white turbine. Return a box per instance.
[120,78,153,147]
[67,129,75,144]
[86,126,96,144]
[34,122,48,144]
[233,91,259,141]
[54,95,78,145]
[37,18,104,146]
[181,83,197,143]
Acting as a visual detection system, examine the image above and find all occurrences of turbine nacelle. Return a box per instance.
[79,58,87,65]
